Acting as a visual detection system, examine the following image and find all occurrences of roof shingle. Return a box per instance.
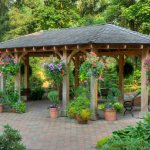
[0,24,150,49]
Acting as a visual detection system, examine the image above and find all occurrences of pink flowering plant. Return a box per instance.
[44,61,66,85]
[144,56,150,81]
[0,56,19,77]
[79,52,104,81]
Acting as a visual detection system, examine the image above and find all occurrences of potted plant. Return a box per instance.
[76,108,91,124]
[47,90,60,119]
[99,101,123,121]
[67,96,91,124]
[98,88,123,121]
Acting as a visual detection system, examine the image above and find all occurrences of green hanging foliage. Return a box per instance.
[116,61,134,78]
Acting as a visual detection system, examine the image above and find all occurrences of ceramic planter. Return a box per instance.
[0,104,3,113]
[49,108,59,119]
[104,109,117,121]
[76,116,88,124]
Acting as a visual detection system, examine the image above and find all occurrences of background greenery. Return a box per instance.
[0,0,149,96]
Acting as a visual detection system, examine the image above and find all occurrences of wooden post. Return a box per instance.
[118,54,124,102]
[90,75,98,120]
[140,49,149,116]
[24,56,29,100]
[24,56,29,89]
[62,50,70,116]
[74,55,79,89]
[0,75,5,93]
[14,53,21,100]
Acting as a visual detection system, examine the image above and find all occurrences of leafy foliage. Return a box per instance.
[97,113,150,150]
[67,96,90,119]
[30,88,45,101]
[75,85,90,99]
[48,90,59,108]
[12,101,27,113]
[96,136,110,149]
[79,52,103,80]
[116,61,134,78]
[98,102,123,112]
[0,124,26,150]
[44,61,66,86]
[0,55,19,76]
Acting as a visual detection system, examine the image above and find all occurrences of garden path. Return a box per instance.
[0,100,140,150]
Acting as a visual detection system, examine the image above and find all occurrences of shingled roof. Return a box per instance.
[0,24,150,49]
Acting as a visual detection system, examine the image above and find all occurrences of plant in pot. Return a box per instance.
[67,96,91,124]
[76,108,91,124]
[47,90,60,119]
[98,88,123,121]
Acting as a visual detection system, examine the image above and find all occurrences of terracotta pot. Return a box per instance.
[0,104,3,113]
[104,109,117,121]
[10,109,16,113]
[49,108,59,119]
[76,116,88,124]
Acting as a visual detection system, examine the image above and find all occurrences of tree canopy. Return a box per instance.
[0,0,149,41]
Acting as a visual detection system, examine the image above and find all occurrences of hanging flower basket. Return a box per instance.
[79,52,104,81]
[144,56,150,83]
[44,61,66,85]
[0,56,19,77]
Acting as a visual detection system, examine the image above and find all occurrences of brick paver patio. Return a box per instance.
[0,100,140,150]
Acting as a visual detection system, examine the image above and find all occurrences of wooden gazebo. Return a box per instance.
[0,24,150,118]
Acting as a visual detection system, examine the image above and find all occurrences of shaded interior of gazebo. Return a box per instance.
[0,24,150,119]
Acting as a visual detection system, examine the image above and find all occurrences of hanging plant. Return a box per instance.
[20,63,32,76]
[116,61,134,78]
[43,61,66,85]
[144,56,150,82]
[79,52,104,81]
[0,56,19,77]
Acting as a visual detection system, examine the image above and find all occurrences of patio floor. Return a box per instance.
[0,100,140,150]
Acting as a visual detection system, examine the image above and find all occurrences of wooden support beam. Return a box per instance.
[140,49,149,116]
[90,75,98,120]
[62,50,70,116]
[0,75,5,93]
[24,56,29,88]
[74,55,79,89]
[118,54,124,103]
[14,53,21,101]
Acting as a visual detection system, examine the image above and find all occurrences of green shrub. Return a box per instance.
[96,136,111,149]
[30,88,45,100]
[98,102,123,112]
[99,113,150,150]
[3,91,19,106]
[12,101,27,113]
[75,86,90,98]
[113,102,123,113]
[67,96,90,119]
[144,113,150,124]
[0,125,26,150]
[79,108,91,121]
[66,101,76,118]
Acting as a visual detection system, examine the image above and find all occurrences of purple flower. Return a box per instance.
[48,63,55,71]
[57,64,62,71]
